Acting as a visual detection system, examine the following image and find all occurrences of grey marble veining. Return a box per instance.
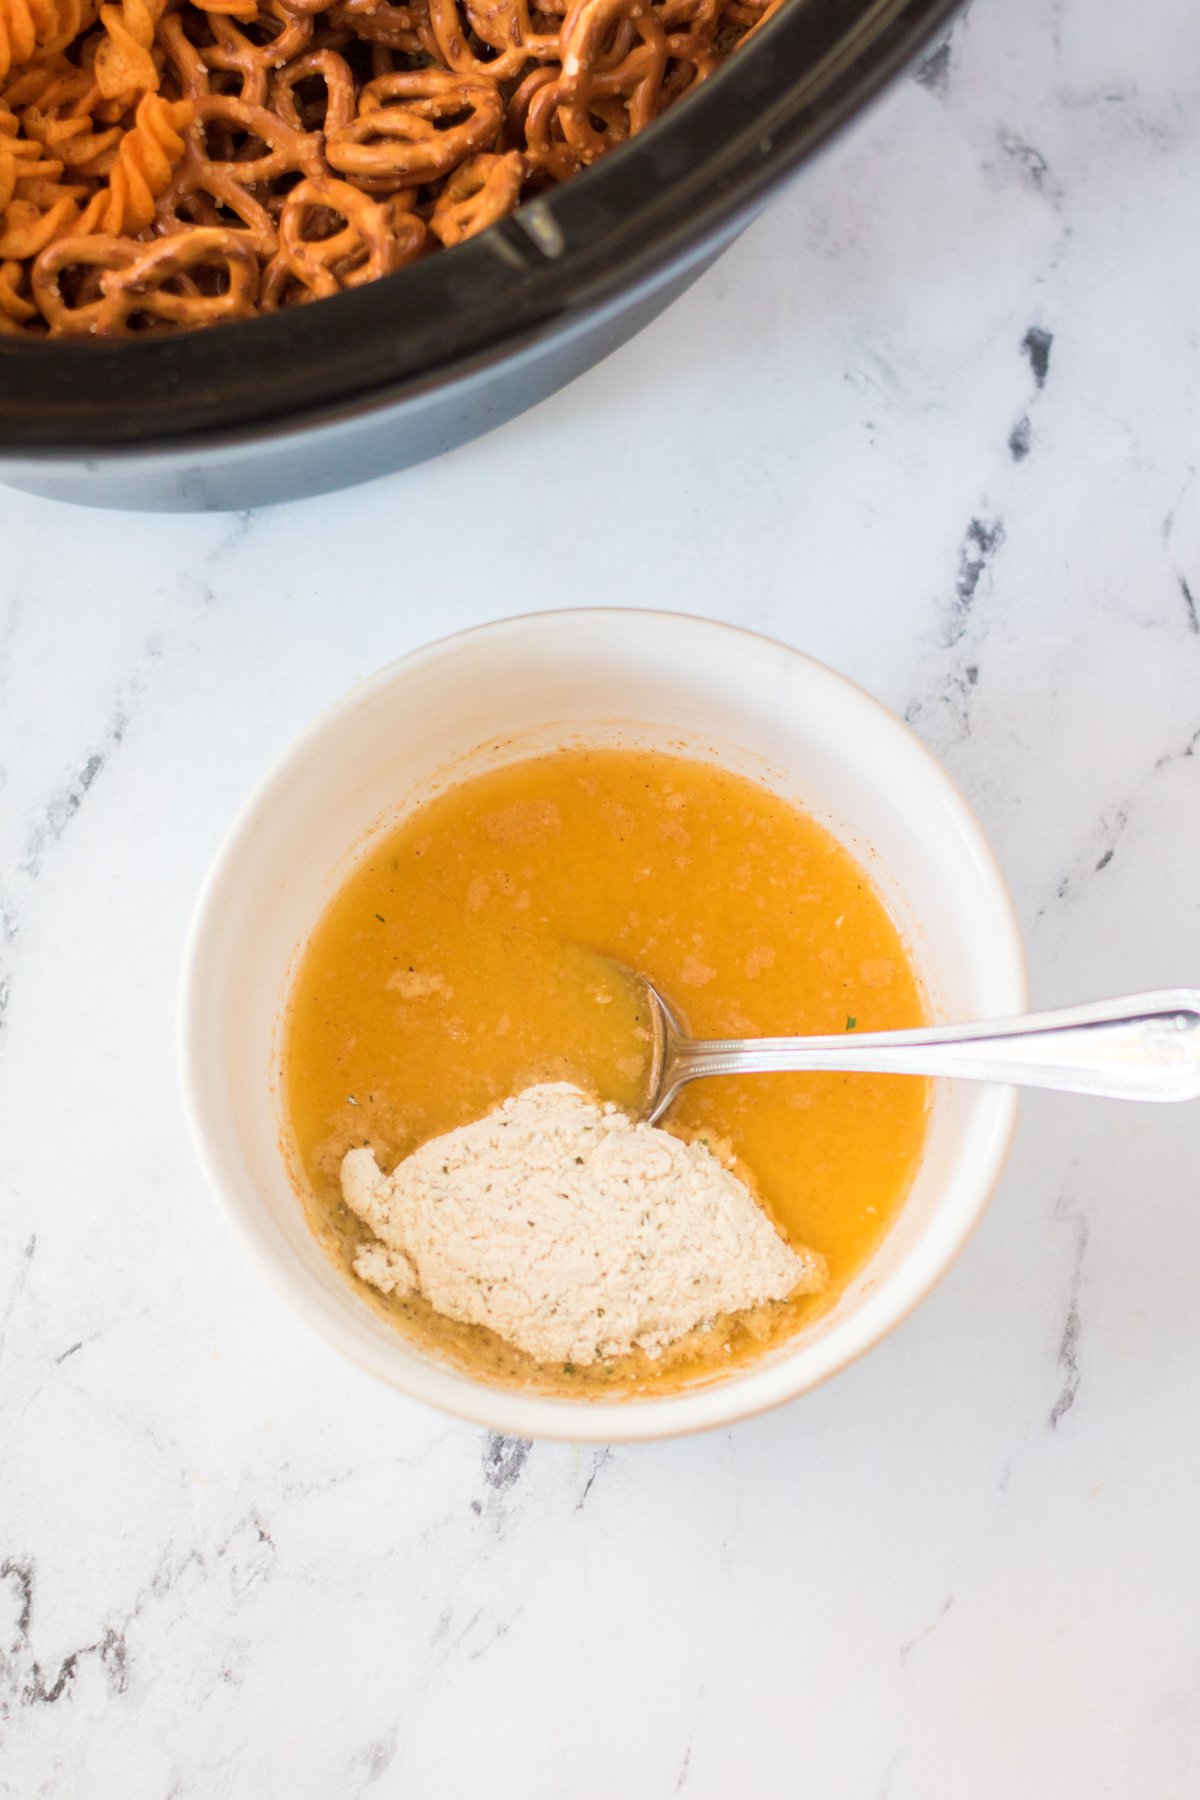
[3,0,1200,1793]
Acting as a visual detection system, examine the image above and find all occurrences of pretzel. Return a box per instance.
[269,47,355,134]
[0,0,760,333]
[652,0,718,25]
[197,5,314,106]
[187,90,325,182]
[326,69,503,185]
[327,0,423,51]
[34,222,259,329]
[156,149,279,251]
[426,0,553,82]
[430,148,521,246]
[520,0,667,177]
[560,0,667,131]
[259,170,414,305]
[30,229,140,329]
[156,11,215,99]
[660,28,717,99]
[740,0,785,38]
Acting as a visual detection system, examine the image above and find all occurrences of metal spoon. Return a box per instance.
[625,975,1200,1123]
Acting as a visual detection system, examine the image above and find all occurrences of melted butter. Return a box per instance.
[285,748,929,1396]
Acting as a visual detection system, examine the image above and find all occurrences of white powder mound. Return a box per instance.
[340,1082,826,1367]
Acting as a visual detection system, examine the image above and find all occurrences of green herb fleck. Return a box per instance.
[563,1363,576,1376]
[845,1016,858,1031]
[375,913,386,923]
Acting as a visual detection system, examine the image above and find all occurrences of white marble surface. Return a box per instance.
[3,0,1200,1792]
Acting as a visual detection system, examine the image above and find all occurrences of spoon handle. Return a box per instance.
[670,990,1200,1103]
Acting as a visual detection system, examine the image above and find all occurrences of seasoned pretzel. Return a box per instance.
[260,169,417,305]
[188,90,325,183]
[156,11,213,98]
[326,67,502,185]
[198,5,314,106]
[269,47,355,134]
[739,0,784,38]
[30,229,140,329]
[429,147,521,245]
[156,151,279,252]
[0,0,772,332]
[35,222,259,330]
[328,0,422,50]
[560,0,667,131]
[520,0,667,177]
[426,0,554,82]
[660,27,717,99]
[650,0,717,27]
[116,223,260,322]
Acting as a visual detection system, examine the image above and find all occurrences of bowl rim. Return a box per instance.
[0,0,962,456]
[179,607,1027,1442]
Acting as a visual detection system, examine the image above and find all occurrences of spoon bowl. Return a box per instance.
[180,608,1032,1441]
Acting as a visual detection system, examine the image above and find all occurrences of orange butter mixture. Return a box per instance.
[285,747,929,1394]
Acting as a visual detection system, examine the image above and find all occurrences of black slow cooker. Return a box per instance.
[0,0,959,512]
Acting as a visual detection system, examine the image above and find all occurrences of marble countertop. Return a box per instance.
[3,0,1200,1793]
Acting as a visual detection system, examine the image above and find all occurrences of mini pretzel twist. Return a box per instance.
[739,0,784,38]
[429,148,521,246]
[521,0,666,177]
[327,0,423,51]
[261,170,421,306]
[34,222,259,330]
[269,47,355,135]
[560,0,667,128]
[650,0,717,27]
[187,90,326,184]
[155,10,213,99]
[199,5,313,106]
[156,151,279,253]
[30,228,139,328]
[115,224,261,322]
[659,27,716,99]
[426,0,555,82]
[326,68,503,185]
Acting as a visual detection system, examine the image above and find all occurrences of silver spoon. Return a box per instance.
[624,976,1200,1123]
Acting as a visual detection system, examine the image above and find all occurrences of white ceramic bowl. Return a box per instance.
[180,610,1027,1442]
